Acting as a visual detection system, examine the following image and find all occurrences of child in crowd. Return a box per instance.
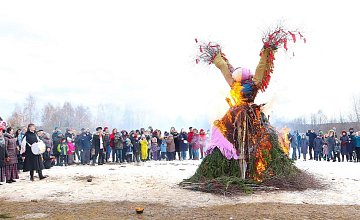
[125,138,133,163]
[199,129,207,159]
[67,137,75,165]
[140,135,148,162]
[323,143,328,161]
[179,129,188,160]
[191,129,200,160]
[151,137,159,161]
[333,138,341,162]
[57,138,69,166]
[160,137,167,160]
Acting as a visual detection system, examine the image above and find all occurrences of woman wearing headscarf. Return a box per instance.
[0,127,9,185]
[21,124,47,181]
[4,127,19,183]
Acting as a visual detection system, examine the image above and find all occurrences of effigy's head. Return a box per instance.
[232,67,253,82]
[229,67,257,104]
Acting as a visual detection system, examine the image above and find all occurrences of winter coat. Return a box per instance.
[43,151,52,169]
[160,139,167,153]
[165,136,176,152]
[0,135,8,168]
[17,132,25,146]
[151,140,159,153]
[348,133,356,154]
[110,133,115,149]
[140,139,148,152]
[78,132,92,150]
[187,131,194,143]
[57,142,69,156]
[306,131,317,147]
[4,133,18,165]
[289,134,298,149]
[340,135,349,155]
[300,138,309,154]
[22,131,44,172]
[355,136,360,148]
[327,136,336,152]
[334,139,341,153]
[125,139,133,155]
[67,142,75,155]
[191,134,201,151]
[103,133,110,147]
[52,132,62,156]
[131,136,140,153]
[171,131,180,152]
[313,137,324,152]
[179,132,188,151]
[323,144,328,156]
[199,133,207,149]
[114,133,124,150]
[92,133,104,152]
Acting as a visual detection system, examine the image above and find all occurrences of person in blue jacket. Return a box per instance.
[78,128,92,165]
[354,131,360,163]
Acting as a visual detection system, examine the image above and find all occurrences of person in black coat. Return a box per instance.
[0,127,9,184]
[348,128,356,162]
[306,129,317,160]
[21,124,47,181]
[43,147,54,169]
[92,127,105,165]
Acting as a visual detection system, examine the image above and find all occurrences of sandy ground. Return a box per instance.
[1,159,360,219]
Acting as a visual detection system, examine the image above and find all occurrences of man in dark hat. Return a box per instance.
[92,127,104,165]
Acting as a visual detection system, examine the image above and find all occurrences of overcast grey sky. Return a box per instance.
[1,0,359,126]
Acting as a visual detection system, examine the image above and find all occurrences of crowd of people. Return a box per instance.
[0,123,209,184]
[288,128,360,162]
[2,118,360,186]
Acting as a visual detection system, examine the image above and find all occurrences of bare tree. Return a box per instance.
[23,94,37,124]
[7,105,25,128]
[352,95,360,122]
[310,113,317,129]
[61,102,75,128]
[317,110,327,125]
[338,112,345,124]
[74,105,93,130]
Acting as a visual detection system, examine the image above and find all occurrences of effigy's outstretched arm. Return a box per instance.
[195,41,234,87]
[253,28,306,92]
[213,53,235,87]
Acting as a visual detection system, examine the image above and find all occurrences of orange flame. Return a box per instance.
[228,82,245,107]
[279,127,291,155]
[253,133,272,181]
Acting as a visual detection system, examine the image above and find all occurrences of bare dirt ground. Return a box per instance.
[1,200,360,219]
[1,160,360,219]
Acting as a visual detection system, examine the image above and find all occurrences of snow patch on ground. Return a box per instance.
[0,160,359,207]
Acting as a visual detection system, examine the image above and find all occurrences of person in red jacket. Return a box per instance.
[187,127,194,160]
[109,128,117,163]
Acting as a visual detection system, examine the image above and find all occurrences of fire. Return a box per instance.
[253,134,272,181]
[228,82,245,107]
[279,126,291,155]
